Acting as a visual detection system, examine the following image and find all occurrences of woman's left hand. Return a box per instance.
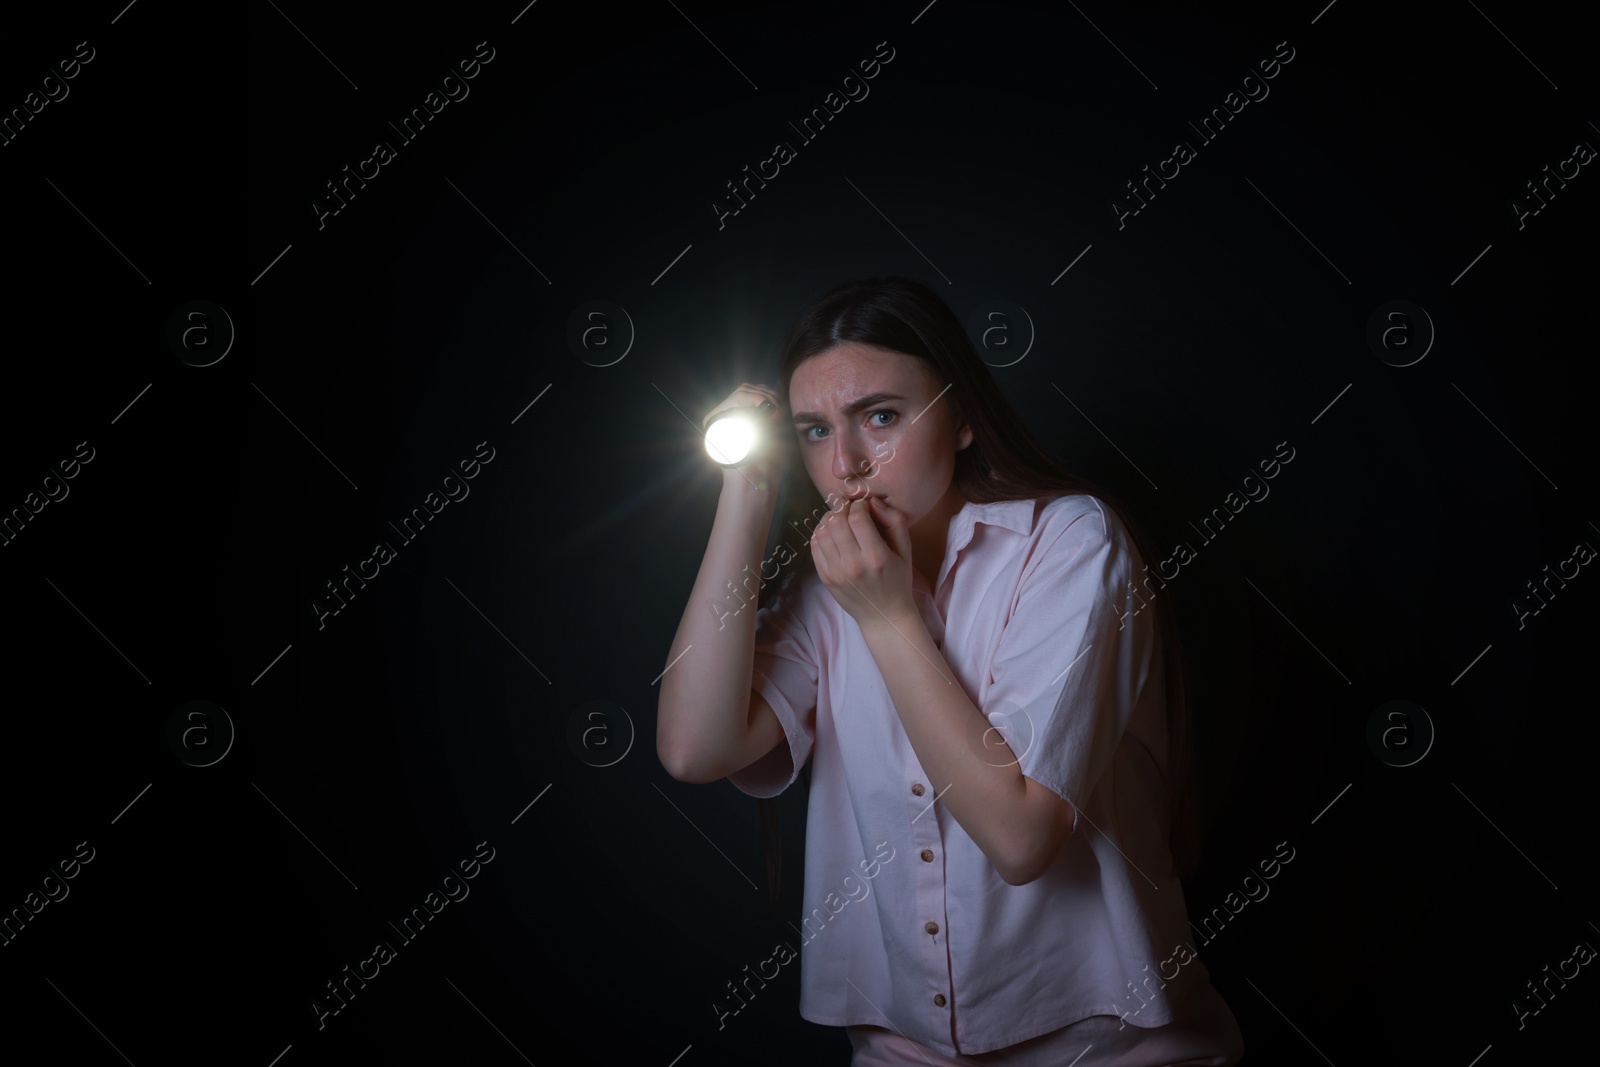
[811,497,917,626]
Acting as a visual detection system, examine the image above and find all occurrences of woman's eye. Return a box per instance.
[802,412,893,441]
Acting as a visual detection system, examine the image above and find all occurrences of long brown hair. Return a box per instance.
[753,277,1202,919]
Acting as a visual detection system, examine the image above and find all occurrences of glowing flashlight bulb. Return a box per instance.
[705,412,758,465]
[703,399,775,468]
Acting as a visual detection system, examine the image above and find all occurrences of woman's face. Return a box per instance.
[787,342,973,531]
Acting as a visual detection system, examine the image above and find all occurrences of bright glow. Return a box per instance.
[705,412,759,465]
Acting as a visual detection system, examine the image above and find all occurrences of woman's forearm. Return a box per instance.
[656,476,777,781]
[858,609,1065,884]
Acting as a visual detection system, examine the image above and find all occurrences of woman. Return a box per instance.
[657,277,1244,1066]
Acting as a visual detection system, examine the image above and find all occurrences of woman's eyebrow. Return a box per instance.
[790,392,907,424]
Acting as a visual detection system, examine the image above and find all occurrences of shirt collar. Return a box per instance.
[946,497,1038,559]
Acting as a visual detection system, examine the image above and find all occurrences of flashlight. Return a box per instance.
[704,399,776,467]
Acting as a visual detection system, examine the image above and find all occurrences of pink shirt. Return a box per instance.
[730,493,1222,1058]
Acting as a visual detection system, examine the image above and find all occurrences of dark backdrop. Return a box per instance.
[1,1,1595,1064]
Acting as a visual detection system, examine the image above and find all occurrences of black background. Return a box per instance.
[2,1,1596,1064]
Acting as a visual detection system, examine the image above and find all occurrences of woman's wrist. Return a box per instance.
[720,467,779,504]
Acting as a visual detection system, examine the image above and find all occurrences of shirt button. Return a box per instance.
[920,849,934,862]
[911,783,925,796]
[925,921,939,935]
[934,994,947,1007]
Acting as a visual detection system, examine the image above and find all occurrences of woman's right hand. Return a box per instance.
[702,383,790,489]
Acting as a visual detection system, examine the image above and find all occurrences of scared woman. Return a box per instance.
[658,276,1244,1066]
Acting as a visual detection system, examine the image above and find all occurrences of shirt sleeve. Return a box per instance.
[984,498,1154,832]
[727,574,820,799]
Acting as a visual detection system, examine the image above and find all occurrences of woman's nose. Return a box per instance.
[832,440,877,494]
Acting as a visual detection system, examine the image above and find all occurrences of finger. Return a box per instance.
[813,503,841,539]
[832,499,864,554]
[705,388,777,429]
[875,504,908,562]
[847,496,882,547]
[809,523,836,581]
[869,497,912,557]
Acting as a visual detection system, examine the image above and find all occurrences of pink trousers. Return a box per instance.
[845,979,1244,1067]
